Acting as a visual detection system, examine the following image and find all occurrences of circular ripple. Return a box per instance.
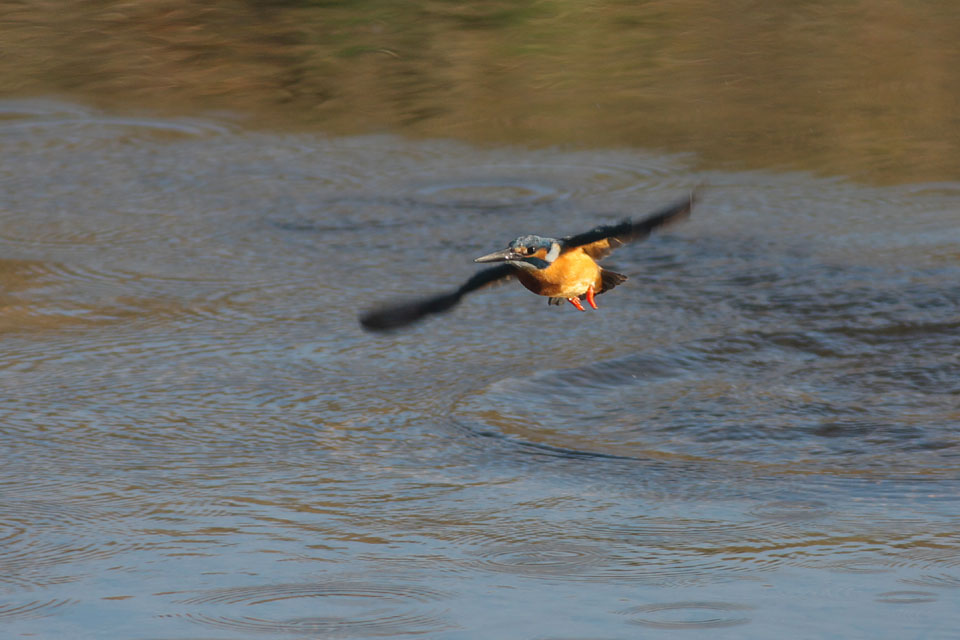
[468,543,610,578]
[0,99,91,119]
[0,598,76,621]
[0,498,118,528]
[875,591,938,604]
[453,318,960,477]
[0,206,183,249]
[0,520,24,548]
[813,557,894,574]
[175,582,451,637]
[447,529,774,585]
[0,116,356,253]
[0,576,37,596]
[412,179,563,209]
[573,516,818,578]
[0,113,230,138]
[397,159,675,211]
[748,500,833,522]
[1,538,137,573]
[180,583,447,606]
[620,601,753,629]
[0,257,309,337]
[0,496,139,583]
[901,573,960,589]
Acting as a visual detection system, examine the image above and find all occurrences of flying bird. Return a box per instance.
[359,190,697,332]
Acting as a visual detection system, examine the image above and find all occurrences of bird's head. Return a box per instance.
[474,234,560,270]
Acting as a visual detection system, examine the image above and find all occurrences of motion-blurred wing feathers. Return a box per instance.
[359,264,516,332]
[561,191,696,260]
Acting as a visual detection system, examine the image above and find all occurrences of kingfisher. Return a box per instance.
[359,190,697,332]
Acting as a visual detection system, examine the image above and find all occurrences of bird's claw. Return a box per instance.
[585,285,598,310]
[567,285,598,312]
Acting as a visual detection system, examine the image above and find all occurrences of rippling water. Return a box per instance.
[2,101,959,638]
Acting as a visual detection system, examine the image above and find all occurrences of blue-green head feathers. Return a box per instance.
[507,235,560,269]
[508,235,551,250]
[475,234,561,269]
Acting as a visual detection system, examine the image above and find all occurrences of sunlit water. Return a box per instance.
[4,1,960,184]
[1,101,959,639]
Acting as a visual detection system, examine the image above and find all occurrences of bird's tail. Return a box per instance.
[599,269,627,294]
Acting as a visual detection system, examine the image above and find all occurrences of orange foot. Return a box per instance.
[567,297,585,311]
[585,284,598,310]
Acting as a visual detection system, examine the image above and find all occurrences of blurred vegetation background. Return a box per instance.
[2,0,959,182]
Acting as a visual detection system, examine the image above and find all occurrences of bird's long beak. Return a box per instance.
[474,248,520,263]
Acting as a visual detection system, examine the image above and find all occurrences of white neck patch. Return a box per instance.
[545,242,561,263]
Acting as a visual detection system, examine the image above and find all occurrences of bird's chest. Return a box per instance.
[516,251,600,297]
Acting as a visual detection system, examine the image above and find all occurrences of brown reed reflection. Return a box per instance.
[2,0,959,183]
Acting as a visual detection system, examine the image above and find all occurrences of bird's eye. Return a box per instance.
[525,246,536,256]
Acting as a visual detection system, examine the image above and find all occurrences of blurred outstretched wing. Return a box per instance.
[561,189,698,260]
[359,264,516,332]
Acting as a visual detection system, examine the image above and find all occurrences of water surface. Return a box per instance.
[1,101,959,638]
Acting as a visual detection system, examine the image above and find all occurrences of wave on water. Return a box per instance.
[168,581,452,637]
[452,318,960,478]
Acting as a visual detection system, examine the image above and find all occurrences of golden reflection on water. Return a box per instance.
[2,0,959,183]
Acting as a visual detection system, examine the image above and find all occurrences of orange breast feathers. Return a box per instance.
[516,248,602,298]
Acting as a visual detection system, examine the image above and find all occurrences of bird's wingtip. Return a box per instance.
[358,291,463,333]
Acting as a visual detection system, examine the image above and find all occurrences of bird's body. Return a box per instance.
[359,190,697,331]
[515,247,602,299]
